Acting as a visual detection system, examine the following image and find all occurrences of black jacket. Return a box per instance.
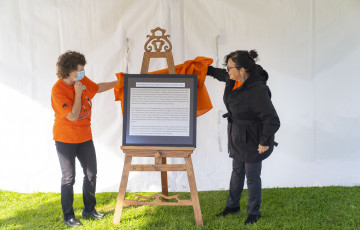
[207,65,280,162]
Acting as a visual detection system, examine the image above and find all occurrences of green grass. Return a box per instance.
[1,187,359,229]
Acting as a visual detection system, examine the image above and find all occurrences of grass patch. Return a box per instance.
[0,186,359,229]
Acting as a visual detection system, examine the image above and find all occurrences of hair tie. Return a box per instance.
[248,53,253,59]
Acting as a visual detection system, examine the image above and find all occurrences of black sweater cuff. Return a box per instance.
[207,65,215,76]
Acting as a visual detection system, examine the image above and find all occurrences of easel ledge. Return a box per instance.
[121,146,195,151]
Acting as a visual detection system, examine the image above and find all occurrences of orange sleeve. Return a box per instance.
[51,88,73,119]
[82,76,99,99]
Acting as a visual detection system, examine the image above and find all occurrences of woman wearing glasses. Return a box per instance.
[207,50,280,224]
[51,51,118,227]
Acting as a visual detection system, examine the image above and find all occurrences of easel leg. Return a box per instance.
[113,155,132,225]
[161,157,168,196]
[185,156,203,226]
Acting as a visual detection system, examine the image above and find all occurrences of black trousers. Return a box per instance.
[226,158,262,215]
[55,140,97,220]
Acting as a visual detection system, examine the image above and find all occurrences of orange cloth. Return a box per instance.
[232,81,243,90]
[51,76,99,143]
[114,56,213,117]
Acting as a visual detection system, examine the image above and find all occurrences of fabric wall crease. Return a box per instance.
[0,0,359,193]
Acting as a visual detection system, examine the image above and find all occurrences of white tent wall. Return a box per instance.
[0,0,359,193]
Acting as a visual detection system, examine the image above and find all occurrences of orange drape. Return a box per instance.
[114,56,213,117]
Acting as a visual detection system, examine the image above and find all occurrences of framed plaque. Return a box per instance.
[122,74,197,147]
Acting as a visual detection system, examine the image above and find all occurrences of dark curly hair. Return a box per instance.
[224,50,258,73]
[56,51,86,79]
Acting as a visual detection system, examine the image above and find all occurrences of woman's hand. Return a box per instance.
[258,144,269,154]
[74,81,85,95]
[65,82,84,122]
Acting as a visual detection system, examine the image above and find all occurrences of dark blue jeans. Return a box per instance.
[226,158,262,215]
[55,140,97,220]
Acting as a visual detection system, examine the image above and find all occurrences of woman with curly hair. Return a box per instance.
[51,50,118,227]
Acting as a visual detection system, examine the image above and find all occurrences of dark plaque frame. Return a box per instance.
[122,74,197,147]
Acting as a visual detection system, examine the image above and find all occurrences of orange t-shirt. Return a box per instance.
[51,76,99,143]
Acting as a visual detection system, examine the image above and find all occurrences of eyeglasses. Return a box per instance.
[226,66,237,71]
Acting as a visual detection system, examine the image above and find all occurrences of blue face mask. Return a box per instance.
[75,70,85,81]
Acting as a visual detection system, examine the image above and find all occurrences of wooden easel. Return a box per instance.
[113,27,203,226]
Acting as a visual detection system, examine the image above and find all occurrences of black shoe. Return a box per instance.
[64,217,82,227]
[82,209,105,220]
[216,207,240,217]
[244,214,261,224]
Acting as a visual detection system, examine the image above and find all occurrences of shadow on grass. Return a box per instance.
[112,190,244,230]
[0,190,245,230]
[0,192,124,229]
[0,192,68,229]
[0,187,304,230]
[5,187,357,229]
